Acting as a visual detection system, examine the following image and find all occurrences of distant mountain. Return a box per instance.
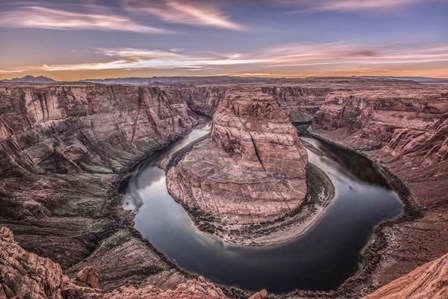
[360,76,448,84]
[3,75,56,84]
[81,76,295,86]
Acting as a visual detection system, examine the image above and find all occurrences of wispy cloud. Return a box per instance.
[0,5,169,33]
[251,43,448,66]
[273,0,428,13]
[120,0,247,31]
[0,69,24,74]
[42,48,264,71]
[38,43,448,74]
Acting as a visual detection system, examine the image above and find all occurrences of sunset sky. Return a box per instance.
[0,0,447,80]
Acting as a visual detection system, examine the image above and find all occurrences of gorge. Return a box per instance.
[1,77,447,298]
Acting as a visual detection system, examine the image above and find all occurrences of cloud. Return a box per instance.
[0,69,24,74]
[41,48,265,71]
[0,5,169,33]
[273,0,427,13]
[254,42,448,65]
[120,0,247,31]
[38,43,448,74]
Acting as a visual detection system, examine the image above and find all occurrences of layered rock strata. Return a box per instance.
[0,226,228,299]
[0,84,197,290]
[167,91,308,229]
[363,252,448,299]
[312,84,448,294]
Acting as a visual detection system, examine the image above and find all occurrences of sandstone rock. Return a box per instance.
[0,83,200,290]
[262,86,331,122]
[248,289,269,299]
[312,82,448,295]
[76,266,100,289]
[0,226,65,298]
[104,277,228,299]
[0,226,103,299]
[364,252,448,299]
[313,87,448,151]
[167,91,308,226]
[0,225,226,299]
[2,78,448,298]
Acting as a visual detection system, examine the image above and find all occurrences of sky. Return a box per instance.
[0,0,447,80]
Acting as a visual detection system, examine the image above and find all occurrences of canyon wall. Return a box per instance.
[312,83,448,293]
[262,86,331,122]
[0,83,199,291]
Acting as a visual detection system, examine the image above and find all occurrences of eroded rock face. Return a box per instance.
[0,83,198,289]
[0,226,102,299]
[0,226,66,298]
[364,252,448,299]
[312,83,448,294]
[313,88,448,151]
[262,86,331,122]
[105,276,229,299]
[167,91,308,226]
[0,226,227,299]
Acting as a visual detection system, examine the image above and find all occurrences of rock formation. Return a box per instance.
[312,82,448,294]
[363,252,448,299]
[262,85,331,122]
[167,91,308,228]
[313,87,448,150]
[0,83,198,290]
[0,226,102,299]
[0,226,228,299]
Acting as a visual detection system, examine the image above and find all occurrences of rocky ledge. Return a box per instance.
[167,91,316,244]
[0,226,230,299]
[363,251,448,299]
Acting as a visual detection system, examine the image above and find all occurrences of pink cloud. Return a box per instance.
[0,6,169,33]
[120,0,248,31]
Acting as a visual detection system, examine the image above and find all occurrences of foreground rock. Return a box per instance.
[0,226,228,299]
[167,91,309,242]
[364,252,448,299]
[0,226,102,298]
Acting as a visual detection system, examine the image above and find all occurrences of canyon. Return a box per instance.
[0,78,447,298]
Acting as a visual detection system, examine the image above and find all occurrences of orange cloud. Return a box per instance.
[2,42,447,80]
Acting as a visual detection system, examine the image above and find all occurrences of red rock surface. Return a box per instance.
[105,277,228,299]
[0,226,102,299]
[363,252,448,299]
[312,82,448,294]
[0,226,228,299]
[0,83,198,290]
[167,91,308,227]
